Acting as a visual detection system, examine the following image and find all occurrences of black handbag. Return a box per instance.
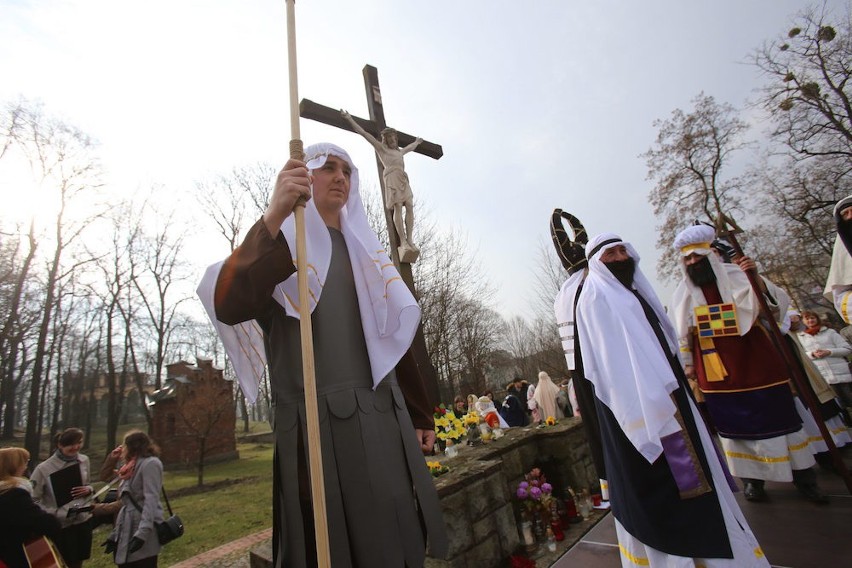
[127,487,184,545]
[155,487,184,545]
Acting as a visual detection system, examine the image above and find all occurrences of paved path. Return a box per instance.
[169,528,271,568]
[555,448,852,568]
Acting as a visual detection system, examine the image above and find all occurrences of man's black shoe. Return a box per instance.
[743,481,766,502]
[797,484,829,504]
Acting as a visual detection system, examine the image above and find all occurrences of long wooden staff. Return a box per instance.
[285,1,331,564]
[716,213,852,494]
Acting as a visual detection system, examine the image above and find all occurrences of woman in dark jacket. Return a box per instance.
[0,447,62,568]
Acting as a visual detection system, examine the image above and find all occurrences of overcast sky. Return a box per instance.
[1,0,844,319]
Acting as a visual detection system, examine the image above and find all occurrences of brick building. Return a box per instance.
[149,358,238,467]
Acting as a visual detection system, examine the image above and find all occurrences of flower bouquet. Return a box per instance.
[426,460,450,477]
[434,404,465,449]
[515,467,557,545]
[516,468,554,519]
[537,416,559,428]
[463,410,482,446]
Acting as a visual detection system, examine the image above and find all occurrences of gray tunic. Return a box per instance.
[226,225,446,567]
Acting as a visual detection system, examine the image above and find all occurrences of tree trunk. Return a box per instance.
[238,390,249,433]
[105,304,119,452]
[24,223,62,461]
[197,436,206,487]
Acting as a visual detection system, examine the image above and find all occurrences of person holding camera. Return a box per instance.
[103,430,163,568]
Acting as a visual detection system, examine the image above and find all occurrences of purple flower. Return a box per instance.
[542,483,552,494]
[530,486,542,500]
[516,487,529,500]
[518,481,529,489]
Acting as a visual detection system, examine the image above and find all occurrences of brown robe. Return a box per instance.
[215,218,447,567]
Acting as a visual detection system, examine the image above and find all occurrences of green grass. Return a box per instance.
[84,442,274,568]
[76,421,271,461]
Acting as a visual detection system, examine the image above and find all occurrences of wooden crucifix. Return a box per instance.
[300,65,442,268]
[300,64,443,408]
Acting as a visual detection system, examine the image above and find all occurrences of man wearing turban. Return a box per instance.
[574,232,767,567]
[671,224,825,504]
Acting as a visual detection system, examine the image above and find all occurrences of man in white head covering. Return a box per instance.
[575,232,767,567]
[196,143,447,566]
[671,224,826,504]
[824,194,852,321]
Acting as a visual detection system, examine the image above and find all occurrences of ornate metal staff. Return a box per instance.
[716,212,852,494]
[285,0,331,563]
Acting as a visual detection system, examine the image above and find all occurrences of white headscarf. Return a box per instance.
[670,224,783,342]
[197,143,420,402]
[532,371,562,420]
[575,232,681,463]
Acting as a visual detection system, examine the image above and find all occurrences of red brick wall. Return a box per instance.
[152,359,237,467]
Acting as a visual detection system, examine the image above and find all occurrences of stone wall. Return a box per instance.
[250,417,596,568]
[425,417,595,567]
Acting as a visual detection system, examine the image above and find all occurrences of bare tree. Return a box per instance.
[748,3,852,307]
[454,298,501,397]
[133,206,192,391]
[1,99,106,460]
[500,316,537,383]
[196,162,275,251]
[171,371,235,486]
[529,238,569,323]
[642,93,752,280]
[0,226,40,438]
[88,199,147,450]
[414,225,496,400]
[196,162,276,432]
[753,3,852,162]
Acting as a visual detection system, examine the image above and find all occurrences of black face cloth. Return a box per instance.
[839,217,852,254]
[604,258,635,288]
[686,256,717,286]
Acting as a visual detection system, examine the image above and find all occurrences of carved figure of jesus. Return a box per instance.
[341,110,422,253]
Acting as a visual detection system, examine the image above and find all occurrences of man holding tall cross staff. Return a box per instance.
[196,2,447,567]
[199,143,448,567]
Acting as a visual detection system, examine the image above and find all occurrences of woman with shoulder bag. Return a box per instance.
[104,431,164,568]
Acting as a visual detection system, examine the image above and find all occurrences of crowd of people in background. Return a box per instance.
[438,369,578,435]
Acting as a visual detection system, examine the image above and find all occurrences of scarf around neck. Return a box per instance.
[118,458,137,480]
[54,449,79,463]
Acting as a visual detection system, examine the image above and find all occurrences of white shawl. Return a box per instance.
[533,371,562,420]
[197,143,420,402]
